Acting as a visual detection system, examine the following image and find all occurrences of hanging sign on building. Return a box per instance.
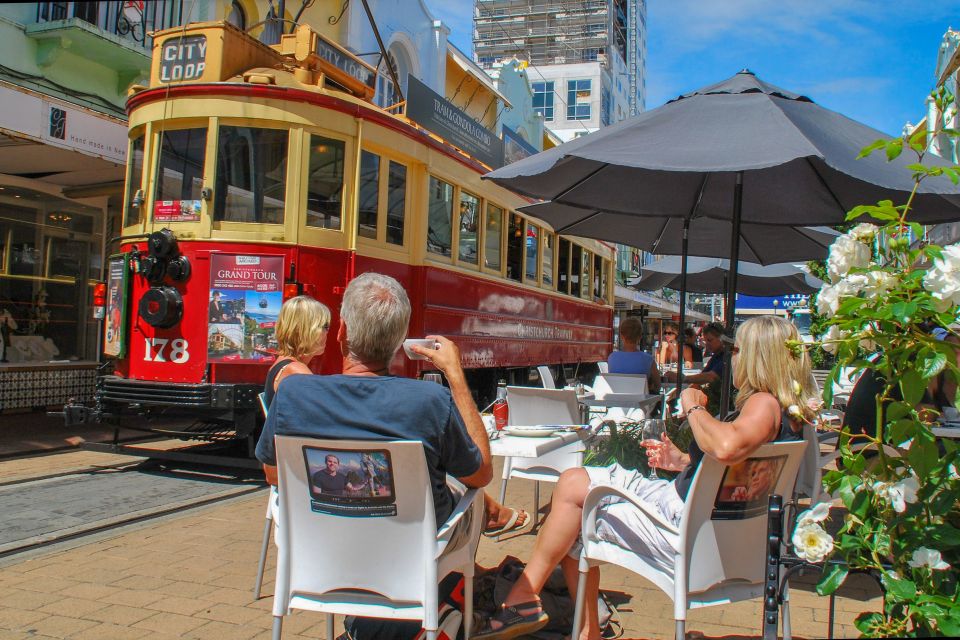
[207,254,284,363]
[502,125,537,165]
[406,76,504,169]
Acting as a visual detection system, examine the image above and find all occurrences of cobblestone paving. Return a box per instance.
[0,453,880,639]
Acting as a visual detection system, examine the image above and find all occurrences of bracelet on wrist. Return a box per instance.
[686,405,706,416]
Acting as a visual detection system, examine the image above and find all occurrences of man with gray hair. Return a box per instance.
[256,272,497,529]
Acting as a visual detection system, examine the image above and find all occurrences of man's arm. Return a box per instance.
[413,335,493,488]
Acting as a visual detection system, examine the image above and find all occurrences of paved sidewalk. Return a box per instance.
[0,453,879,639]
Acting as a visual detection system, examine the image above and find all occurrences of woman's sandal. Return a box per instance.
[482,508,530,537]
[472,601,549,640]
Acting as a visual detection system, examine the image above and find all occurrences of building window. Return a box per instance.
[532,81,554,121]
[567,79,592,121]
[156,128,207,204]
[601,87,611,127]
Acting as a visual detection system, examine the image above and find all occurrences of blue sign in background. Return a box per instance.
[736,293,810,310]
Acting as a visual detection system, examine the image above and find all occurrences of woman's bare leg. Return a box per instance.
[483,467,592,631]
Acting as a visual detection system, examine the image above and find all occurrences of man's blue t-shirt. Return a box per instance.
[256,374,483,525]
[607,350,654,375]
[703,351,724,378]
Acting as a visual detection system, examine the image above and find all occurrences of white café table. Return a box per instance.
[578,392,662,421]
[488,427,592,458]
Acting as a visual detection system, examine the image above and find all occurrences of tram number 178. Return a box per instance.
[143,338,190,363]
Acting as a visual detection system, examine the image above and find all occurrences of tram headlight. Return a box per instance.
[147,228,178,258]
[138,286,184,329]
[166,255,191,282]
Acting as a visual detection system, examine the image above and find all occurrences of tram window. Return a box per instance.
[156,128,206,204]
[542,231,554,287]
[581,249,592,298]
[600,257,610,300]
[593,254,604,300]
[484,204,503,271]
[427,177,453,257]
[357,150,379,239]
[123,135,144,227]
[570,244,582,298]
[525,223,539,281]
[386,161,406,245]
[305,135,345,229]
[557,237,571,294]
[215,126,288,224]
[458,191,479,265]
[506,213,523,282]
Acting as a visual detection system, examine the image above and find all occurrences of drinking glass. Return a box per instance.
[641,418,666,479]
[422,373,443,384]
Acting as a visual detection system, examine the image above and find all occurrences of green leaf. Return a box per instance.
[850,488,871,520]
[816,564,849,596]
[857,139,887,159]
[881,573,917,600]
[890,300,918,323]
[927,523,960,548]
[887,401,914,421]
[854,611,884,634]
[921,351,948,379]
[939,614,960,637]
[901,369,926,406]
[885,139,904,161]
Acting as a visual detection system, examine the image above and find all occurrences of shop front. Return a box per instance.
[0,184,105,410]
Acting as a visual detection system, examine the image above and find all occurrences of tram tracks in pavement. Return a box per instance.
[0,459,265,561]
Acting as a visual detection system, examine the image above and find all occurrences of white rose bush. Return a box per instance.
[806,91,960,637]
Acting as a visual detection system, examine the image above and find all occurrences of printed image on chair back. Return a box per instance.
[302,446,397,517]
[711,455,788,520]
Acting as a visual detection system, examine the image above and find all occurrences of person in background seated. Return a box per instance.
[474,316,815,640]
[663,322,727,386]
[656,322,693,369]
[261,295,331,485]
[607,316,660,393]
[257,272,528,537]
[684,326,704,363]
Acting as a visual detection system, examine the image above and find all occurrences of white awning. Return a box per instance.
[446,44,512,109]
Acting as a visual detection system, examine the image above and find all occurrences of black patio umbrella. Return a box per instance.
[485,69,960,407]
[631,256,823,297]
[518,201,838,265]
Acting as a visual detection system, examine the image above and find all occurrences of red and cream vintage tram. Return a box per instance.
[79,22,614,453]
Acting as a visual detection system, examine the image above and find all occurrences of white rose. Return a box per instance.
[797,502,831,527]
[923,244,960,311]
[821,324,848,355]
[792,523,834,563]
[863,270,896,297]
[849,223,878,243]
[827,234,872,283]
[908,547,950,571]
[817,283,840,317]
[874,475,919,513]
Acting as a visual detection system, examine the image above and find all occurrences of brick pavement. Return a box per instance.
[0,451,879,639]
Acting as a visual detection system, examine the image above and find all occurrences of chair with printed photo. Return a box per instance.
[270,436,484,640]
[571,440,807,640]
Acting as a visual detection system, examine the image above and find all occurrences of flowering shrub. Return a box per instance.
[810,93,960,637]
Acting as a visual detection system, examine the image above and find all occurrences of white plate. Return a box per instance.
[504,425,559,437]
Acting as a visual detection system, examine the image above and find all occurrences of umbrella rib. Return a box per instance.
[556,210,603,235]
[804,157,848,219]
[652,173,710,254]
[552,162,611,201]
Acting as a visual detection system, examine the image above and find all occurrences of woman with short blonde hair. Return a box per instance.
[265,296,331,407]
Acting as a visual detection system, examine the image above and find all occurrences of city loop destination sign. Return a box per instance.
[406,76,504,169]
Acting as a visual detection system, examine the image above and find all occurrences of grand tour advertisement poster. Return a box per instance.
[207,254,283,363]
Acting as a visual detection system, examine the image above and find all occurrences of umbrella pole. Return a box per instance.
[719,172,743,415]
[676,218,689,393]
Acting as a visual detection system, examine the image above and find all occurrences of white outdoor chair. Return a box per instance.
[499,386,584,529]
[597,361,609,374]
[254,391,279,600]
[592,373,650,422]
[571,440,807,640]
[271,436,484,640]
[537,365,557,389]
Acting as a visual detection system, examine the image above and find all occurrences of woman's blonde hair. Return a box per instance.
[275,296,331,359]
[733,315,817,422]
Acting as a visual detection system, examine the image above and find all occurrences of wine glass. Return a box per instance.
[641,418,666,479]
[422,373,443,384]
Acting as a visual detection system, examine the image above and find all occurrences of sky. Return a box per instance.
[429,0,960,136]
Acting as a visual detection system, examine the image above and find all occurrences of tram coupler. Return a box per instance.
[49,399,106,426]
